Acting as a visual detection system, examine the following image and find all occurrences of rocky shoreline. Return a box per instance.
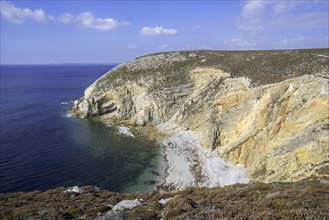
[92,116,249,191]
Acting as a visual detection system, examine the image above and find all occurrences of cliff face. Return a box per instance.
[71,49,329,183]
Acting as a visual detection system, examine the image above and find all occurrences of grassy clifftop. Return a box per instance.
[92,49,328,96]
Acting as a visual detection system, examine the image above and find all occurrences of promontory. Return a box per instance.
[71,48,329,186]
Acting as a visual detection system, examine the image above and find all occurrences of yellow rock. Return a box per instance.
[72,65,329,183]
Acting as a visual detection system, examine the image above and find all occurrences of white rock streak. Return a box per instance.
[157,120,249,190]
[204,157,249,187]
[116,126,135,138]
[112,199,144,211]
[99,199,144,219]
[158,197,172,205]
[65,186,83,194]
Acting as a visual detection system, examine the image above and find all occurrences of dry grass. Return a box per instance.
[1,178,328,219]
[90,48,328,98]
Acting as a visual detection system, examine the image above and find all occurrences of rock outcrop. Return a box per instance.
[71,49,329,183]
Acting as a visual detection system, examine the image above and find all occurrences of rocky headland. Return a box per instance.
[71,48,329,187]
[1,48,329,219]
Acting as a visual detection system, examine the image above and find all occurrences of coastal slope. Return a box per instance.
[71,49,329,185]
[1,179,328,219]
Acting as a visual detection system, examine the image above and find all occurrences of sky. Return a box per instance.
[0,0,328,64]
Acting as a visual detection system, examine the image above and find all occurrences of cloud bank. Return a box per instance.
[58,12,130,31]
[232,0,329,49]
[239,0,328,32]
[140,26,177,36]
[0,1,130,31]
[0,1,53,24]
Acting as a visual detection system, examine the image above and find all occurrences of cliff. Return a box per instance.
[71,49,329,184]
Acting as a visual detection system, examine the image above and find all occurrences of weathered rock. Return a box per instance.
[112,199,144,211]
[71,49,329,183]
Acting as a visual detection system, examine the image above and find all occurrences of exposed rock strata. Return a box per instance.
[71,49,329,184]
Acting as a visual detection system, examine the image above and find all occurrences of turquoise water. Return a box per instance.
[0,65,160,193]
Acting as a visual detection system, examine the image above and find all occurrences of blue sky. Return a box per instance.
[1,0,328,64]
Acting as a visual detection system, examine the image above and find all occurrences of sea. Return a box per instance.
[0,64,160,193]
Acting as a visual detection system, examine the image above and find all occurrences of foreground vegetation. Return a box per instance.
[1,177,328,219]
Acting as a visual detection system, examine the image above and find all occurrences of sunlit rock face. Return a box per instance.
[71,49,329,183]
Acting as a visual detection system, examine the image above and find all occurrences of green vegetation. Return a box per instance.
[1,178,328,219]
[90,49,328,99]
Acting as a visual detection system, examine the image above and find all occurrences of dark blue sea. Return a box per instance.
[0,65,160,193]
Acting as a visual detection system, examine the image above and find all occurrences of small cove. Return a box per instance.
[0,65,160,193]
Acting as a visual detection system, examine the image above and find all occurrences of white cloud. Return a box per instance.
[238,0,328,33]
[0,1,130,31]
[238,0,268,33]
[242,0,295,18]
[58,11,130,31]
[242,0,268,20]
[140,26,177,36]
[77,12,119,31]
[0,1,51,24]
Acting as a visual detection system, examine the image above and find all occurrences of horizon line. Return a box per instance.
[0,62,121,66]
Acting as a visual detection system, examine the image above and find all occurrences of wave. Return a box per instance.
[63,110,73,118]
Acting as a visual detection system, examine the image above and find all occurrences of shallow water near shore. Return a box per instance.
[0,65,160,193]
